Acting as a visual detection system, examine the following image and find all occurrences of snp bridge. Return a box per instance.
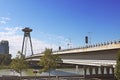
[26,41,120,77]
[53,44,118,67]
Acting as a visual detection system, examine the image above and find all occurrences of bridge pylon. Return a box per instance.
[21,27,34,57]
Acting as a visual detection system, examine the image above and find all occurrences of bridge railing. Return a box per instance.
[53,40,120,53]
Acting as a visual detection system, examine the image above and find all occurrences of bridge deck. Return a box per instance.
[63,59,116,67]
[26,58,116,67]
[26,41,120,67]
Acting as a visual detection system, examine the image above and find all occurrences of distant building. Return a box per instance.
[0,40,9,54]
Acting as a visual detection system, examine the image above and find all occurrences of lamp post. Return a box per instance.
[33,70,38,80]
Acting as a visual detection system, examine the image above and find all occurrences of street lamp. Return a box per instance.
[33,70,38,80]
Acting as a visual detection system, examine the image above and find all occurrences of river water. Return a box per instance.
[0,68,84,76]
[0,67,111,76]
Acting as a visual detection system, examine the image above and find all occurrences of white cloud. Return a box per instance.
[1,17,11,21]
[0,20,6,24]
[5,27,21,31]
[38,32,70,48]
[0,17,11,25]
[0,27,21,36]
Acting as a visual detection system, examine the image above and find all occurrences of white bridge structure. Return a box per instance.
[26,40,120,77]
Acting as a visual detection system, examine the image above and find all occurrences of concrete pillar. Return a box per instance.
[111,67,114,75]
[95,67,98,75]
[89,66,92,75]
[76,65,79,73]
[83,66,87,78]
[100,67,104,75]
[106,67,110,75]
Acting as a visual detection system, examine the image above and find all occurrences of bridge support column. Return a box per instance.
[95,67,98,75]
[100,66,104,76]
[76,65,79,74]
[89,66,92,75]
[111,67,114,74]
[83,66,87,78]
[106,67,110,75]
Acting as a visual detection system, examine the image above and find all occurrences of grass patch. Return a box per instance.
[25,69,36,76]
[0,65,10,69]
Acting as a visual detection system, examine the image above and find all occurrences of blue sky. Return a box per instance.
[0,0,120,56]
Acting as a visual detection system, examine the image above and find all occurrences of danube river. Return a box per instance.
[0,67,111,76]
[0,68,85,76]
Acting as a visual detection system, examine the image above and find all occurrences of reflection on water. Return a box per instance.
[40,68,82,76]
[0,67,111,76]
[0,68,82,76]
[0,69,29,76]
